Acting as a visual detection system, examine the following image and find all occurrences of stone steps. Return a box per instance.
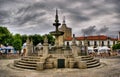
[14,63,36,69]
[23,56,41,59]
[14,56,40,70]
[81,57,93,60]
[82,58,96,62]
[87,62,100,68]
[21,58,41,62]
[17,61,36,67]
[86,60,98,65]
[80,56,100,68]
[14,55,100,70]
[81,56,91,58]
[19,60,37,64]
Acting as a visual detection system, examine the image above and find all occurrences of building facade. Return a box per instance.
[58,16,72,46]
[64,35,118,48]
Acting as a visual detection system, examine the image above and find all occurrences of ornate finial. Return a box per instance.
[26,37,30,44]
[44,35,48,43]
[63,16,66,24]
[56,9,58,15]
[30,39,33,45]
[55,9,59,23]
[43,35,48,46]
[53,9,61,32]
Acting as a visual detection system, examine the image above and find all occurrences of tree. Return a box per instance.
[29,34,43,46]
[46,34,55,45]
[13,34,21,39]
[13,39,22,54]
[112,43,120,50]
[5,34,14,46]
[28,34,55,46]
[21,34,28,44]
[12,34,22,54]
[0,26,55,48]
[0,26,11,45]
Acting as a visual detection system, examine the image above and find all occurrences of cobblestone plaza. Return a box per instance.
[0,56,120,77]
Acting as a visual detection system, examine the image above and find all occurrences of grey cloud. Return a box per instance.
[97,26,109,34]
[17,2,46,14]
[0,0,119,37]
[0,0,17,5]
[15,23,53,35]
[81,26,96,36]
[0,10,9,19]
[105,0,120,5]
[105,0,120,13]
[61,8,91,23]
[0,10,10,24]
[69,14,90,22]
[81,26,109,36]
[14,11,46,25]
[114,22,120,26]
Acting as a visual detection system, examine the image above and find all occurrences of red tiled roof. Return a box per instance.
[76,37,85,40]
[65,35,118,41]
[118,39,120,41]
[110,38,118,40]
[64,37,72,41]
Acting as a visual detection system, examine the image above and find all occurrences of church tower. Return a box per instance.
[58,16,72,46]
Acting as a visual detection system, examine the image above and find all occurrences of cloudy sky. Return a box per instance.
[0,0,120,37]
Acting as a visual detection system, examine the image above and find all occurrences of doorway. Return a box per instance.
[57,59,65,68]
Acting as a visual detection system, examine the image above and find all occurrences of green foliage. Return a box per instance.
[28,34,55,46]
[13,39,22,52]
[0,26,55,48]
[0,26,10,34]
[13,34,21,39]
[21,35,27,44]
[5,34,14,46]
[0,26,12,45]
[29,34,43,46]
[112,43,120,50]
[46,34,55,45]
[12,34,22,53]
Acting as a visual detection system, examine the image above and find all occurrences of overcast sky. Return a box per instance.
[0,0,120,37]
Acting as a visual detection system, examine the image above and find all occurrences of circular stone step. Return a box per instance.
[14,63,36,69]
[17,61,36,67]
[87,63,101,68]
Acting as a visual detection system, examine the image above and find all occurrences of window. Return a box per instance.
[107,41,110,47]
[94,41,97,47]
[113,41,115,45]
[88,41,90,46]
[102,41,104,46]
[79,41,82,46]
[66,42,70,46]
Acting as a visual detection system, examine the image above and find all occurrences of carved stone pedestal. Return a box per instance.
[36,62,44,71]
[78,61,87,69]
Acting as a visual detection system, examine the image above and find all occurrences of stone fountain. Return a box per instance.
[50,9,64,47]
[14,10,100,71]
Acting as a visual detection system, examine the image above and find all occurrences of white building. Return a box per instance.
[64,35,118,48]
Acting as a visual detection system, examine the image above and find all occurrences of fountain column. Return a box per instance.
[84,37,88,55]
[50,9,64,48]
[43,35,49,57]
[71,34,79,57]
[25,37,33,56]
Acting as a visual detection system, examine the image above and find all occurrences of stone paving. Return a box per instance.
[0,56,120,77]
